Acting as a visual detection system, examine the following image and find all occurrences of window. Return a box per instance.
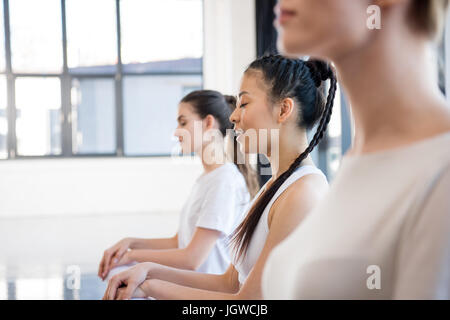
[71,78,116,154]
[15,77,62,156]
[66,0,117,73]
[0,0,204,159]
[123,74,201,155]
[9,0,63,73]
[120,0,203,155]
[120,0,203,65]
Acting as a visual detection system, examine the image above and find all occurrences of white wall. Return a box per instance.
[0,157,203,217]
[203,0,256,94]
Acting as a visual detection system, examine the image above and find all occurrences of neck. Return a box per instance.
[200,142,226,174]
[333,24,450,155]
[267,129,312,180]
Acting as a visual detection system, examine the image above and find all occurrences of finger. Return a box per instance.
[103,282,111,300]
[115,247,128,264]
[107,276,122,300]
[115,288,123,300]
[98,255,106,278]
[117,287,129,300]
[103,250,117,279]
[121,283,138,300]
[110,252,121,268]
[102,250,112,278]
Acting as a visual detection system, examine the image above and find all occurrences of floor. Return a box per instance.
[0,212,179,300]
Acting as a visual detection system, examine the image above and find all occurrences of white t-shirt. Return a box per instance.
[178,162,250,274]
[263,131,450,299]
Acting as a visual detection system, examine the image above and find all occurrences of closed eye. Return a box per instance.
[239,103,248,108]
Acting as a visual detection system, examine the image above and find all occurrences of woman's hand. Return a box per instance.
[98,238,134,280]
[110,250,134,269]
[103,262,154,300]
[115,284,148,300]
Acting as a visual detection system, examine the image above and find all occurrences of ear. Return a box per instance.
[277,97,295,124]
[204,114,216,130]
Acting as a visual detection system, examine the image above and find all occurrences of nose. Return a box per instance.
[229,107,239,125]
[174,126,181,138]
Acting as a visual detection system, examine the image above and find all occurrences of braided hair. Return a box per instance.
[230,54,337,261]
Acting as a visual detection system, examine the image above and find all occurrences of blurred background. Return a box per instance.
[0,0,449,299]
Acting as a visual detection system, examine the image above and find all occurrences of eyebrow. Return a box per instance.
[238,91,250,98]
[177,115,186,121]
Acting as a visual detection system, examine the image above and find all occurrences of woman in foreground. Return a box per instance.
[263,0,450,299]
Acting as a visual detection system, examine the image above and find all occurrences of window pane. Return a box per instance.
[66,0,117,74]
[0,1,5,72]
[71,78,116,154]
[16,77,61,156]
[120,0,203,66]
[9,0,63,73]
[0,76,6,158]
[123,75,202,155]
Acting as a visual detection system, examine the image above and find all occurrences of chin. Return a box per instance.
[277,33,313,57]
[277,27,332,60]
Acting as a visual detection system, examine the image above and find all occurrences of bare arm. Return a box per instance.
[104,262,240,300]
[127,227,222,270]
[138,175,328,300]
[149,263,240,294]
[98,233,178,280]
[129,234,178,250]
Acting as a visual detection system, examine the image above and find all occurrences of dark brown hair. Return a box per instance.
[181,90,260,198]
[230,55,337,262]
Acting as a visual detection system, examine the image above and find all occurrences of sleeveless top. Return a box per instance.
[233,165,328,284]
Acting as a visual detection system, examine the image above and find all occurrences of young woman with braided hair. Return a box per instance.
[263,0,450,299]
[102,54,337,300]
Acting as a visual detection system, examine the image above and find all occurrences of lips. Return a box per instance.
[277,8,296,26]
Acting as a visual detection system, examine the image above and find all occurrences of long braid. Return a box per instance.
[231,55,337,261]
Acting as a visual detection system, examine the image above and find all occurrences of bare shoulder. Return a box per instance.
[268,173,328,229]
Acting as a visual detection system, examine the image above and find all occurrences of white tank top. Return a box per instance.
[233,165,327,284]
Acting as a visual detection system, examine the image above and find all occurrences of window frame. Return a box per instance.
[0,0,204,160]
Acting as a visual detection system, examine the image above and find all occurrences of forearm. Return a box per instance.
[141,279,239,300]
[129,248,197,270]
[146,263,237,294]
[129,236,178,250]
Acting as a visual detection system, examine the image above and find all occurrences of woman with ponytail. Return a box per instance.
[98,90,257,281]
[263,0,450,299]
[102,54,337,300]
